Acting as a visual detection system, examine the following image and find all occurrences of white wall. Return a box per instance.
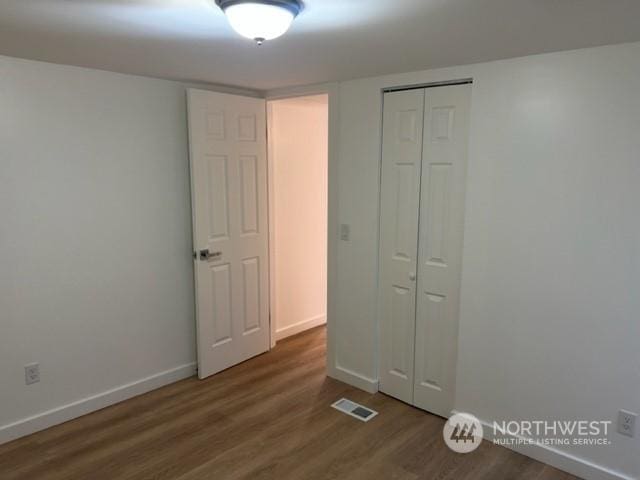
[330,42,640,480]
[268,95,328,341]
[0,55,228,442]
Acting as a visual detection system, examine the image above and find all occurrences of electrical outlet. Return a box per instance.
[24,363,40,385]
[618,410,637,438]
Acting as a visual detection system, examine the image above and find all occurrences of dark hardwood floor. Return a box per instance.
[0,326,579,479]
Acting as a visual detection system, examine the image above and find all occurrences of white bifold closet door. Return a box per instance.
[378,84,471,417]
[378,89,425,405]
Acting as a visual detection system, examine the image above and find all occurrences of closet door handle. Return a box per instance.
[408,272,416,282]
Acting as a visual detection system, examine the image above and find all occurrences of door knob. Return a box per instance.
[409,272,416,281]
[199,249,222,261]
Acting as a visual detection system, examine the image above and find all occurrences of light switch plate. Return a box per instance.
[340,224,350,241]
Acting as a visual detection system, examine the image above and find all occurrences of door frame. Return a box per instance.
[264,83,339,376]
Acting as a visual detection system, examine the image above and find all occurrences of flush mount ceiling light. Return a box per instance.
[216,0,302,45]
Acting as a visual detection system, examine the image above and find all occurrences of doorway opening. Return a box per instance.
[187,88,330,379]
[267,94,329,345]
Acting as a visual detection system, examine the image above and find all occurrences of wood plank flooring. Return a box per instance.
[0,327,580,480]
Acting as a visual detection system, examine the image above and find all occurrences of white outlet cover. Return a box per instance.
[618,410,637,438]
[24,363,40,385]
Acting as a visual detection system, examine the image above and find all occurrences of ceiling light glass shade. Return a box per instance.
[217,0,301,43]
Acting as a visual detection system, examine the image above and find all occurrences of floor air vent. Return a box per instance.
[331,398,378,422]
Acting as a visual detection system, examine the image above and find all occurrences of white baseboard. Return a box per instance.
[451,410,634,480]
[330,364,379,394]
[0,362,197,445]
[275,314,326,341]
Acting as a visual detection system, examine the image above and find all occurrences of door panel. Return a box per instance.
[390,285,413,379]
[211,263,232,345]
[242,257,261,333]
[188,89,270,379]
[208,155,230,239]
[378,89,425,404]
[239,155,259,234]
[413,84,471,416]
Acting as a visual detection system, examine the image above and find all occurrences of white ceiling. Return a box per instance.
[1,0,639,91]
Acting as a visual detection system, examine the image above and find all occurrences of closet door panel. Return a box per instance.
[378,89,425,404]
[413,84,471,416]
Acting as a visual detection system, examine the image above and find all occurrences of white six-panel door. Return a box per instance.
[187,89,270,379]
[378,89,425,404]
[413,84,471,416]
[378,84,471,416]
